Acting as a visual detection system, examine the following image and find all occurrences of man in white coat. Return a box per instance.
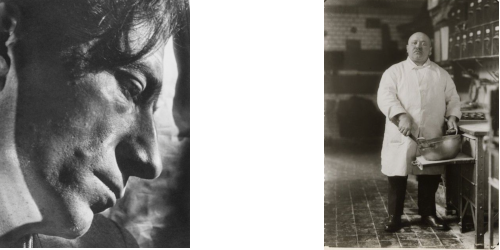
[377,32,461,232]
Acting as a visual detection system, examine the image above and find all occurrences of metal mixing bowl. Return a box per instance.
[418,134,462,161]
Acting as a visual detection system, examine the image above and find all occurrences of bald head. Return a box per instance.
[408,32,431,45]
[406,32,432,66]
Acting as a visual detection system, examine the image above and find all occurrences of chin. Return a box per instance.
[40,200,95,239]
[65,205,95,239]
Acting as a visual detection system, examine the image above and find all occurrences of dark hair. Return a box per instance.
[14,0,188,75]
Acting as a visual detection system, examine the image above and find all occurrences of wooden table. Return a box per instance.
[487,145,498,249]
[414,121,489,249]
[456,121,488,249]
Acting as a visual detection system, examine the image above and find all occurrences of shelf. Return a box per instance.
[449,55,499,62]
[414,153,475,170]
[457,20,500,30]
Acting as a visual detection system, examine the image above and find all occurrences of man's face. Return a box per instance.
[406,32,432,65]
[14,27,164,237]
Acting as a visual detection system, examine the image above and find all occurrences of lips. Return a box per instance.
[93,170,123,201]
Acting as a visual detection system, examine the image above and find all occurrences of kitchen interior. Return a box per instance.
[324,0,499,248]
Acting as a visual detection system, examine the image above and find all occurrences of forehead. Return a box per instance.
[124,47,165,85]
[408,34,430,43]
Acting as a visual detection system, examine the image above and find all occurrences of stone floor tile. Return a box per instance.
[358,239,381,248]
[357,228,376,235]
[435,232,458,239]
[411,226,434,233]
[323,242,336,247]
[440,238,462,246]
[323,217,337,225]
[336,204,352,209]
[443,244,466,249]
[324,235,337,241]
[336,240,358,248]
[417,233,439,239]
[337,219,354,225]
[354,210,370,215]
[336,202,352,207]
[399,239,420,248]
[375,228,389,235]
[336,235,356,241]
[373,219,387,225]
[358,234,378,241]
[337,221,355,227]
[324,222,335,227]
[356,219,373,225]
[324,221,336,227]
[355,215,372,220]
[356,223,375,230]
[379,240,401,248]
[419,238,442,247]
[337,212,353,217]
[336,214,354,223]
[324,230,336,236]
[337,209,354,214]
[325,207,336,212]
[397,233,418,240]
[337,229,357,236]
[378,233,398,241]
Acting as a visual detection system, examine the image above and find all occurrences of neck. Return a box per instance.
[410,58,427,66]
[0,62,42,245]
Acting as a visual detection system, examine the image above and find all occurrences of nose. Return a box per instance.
[115,118,162,180]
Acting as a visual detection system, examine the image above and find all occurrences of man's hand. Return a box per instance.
[396,113,412,136]
[447,115,458,131]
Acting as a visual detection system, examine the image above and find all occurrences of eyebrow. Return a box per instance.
[121,62,163,108]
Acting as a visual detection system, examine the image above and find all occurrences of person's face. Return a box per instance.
[14,26,164,238]
[406,33,432,65]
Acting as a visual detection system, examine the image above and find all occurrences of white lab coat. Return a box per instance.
[377,58,461,176]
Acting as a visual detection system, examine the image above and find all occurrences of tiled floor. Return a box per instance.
[324,139,497,249]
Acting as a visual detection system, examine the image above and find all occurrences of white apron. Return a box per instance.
[377,58,461,176]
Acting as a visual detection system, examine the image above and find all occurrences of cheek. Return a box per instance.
[114,102,129,114]
[19,73,128,179]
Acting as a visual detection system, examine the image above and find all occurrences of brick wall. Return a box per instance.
[324,12,414,51]
[324,6,419,142]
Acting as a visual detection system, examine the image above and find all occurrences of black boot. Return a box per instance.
[421,215,449,231]
[385,215,402,232]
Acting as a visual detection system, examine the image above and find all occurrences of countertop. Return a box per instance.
[458,120,489,136]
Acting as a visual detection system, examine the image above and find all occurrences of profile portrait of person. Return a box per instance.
[0,0,189,247]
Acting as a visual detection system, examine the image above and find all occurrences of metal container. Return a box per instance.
[418,134,462,161]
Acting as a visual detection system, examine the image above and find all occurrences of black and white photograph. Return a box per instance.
[0,0,189,247]
[324,0,499,248]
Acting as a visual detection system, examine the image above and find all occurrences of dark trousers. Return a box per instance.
[387,175,441,217]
